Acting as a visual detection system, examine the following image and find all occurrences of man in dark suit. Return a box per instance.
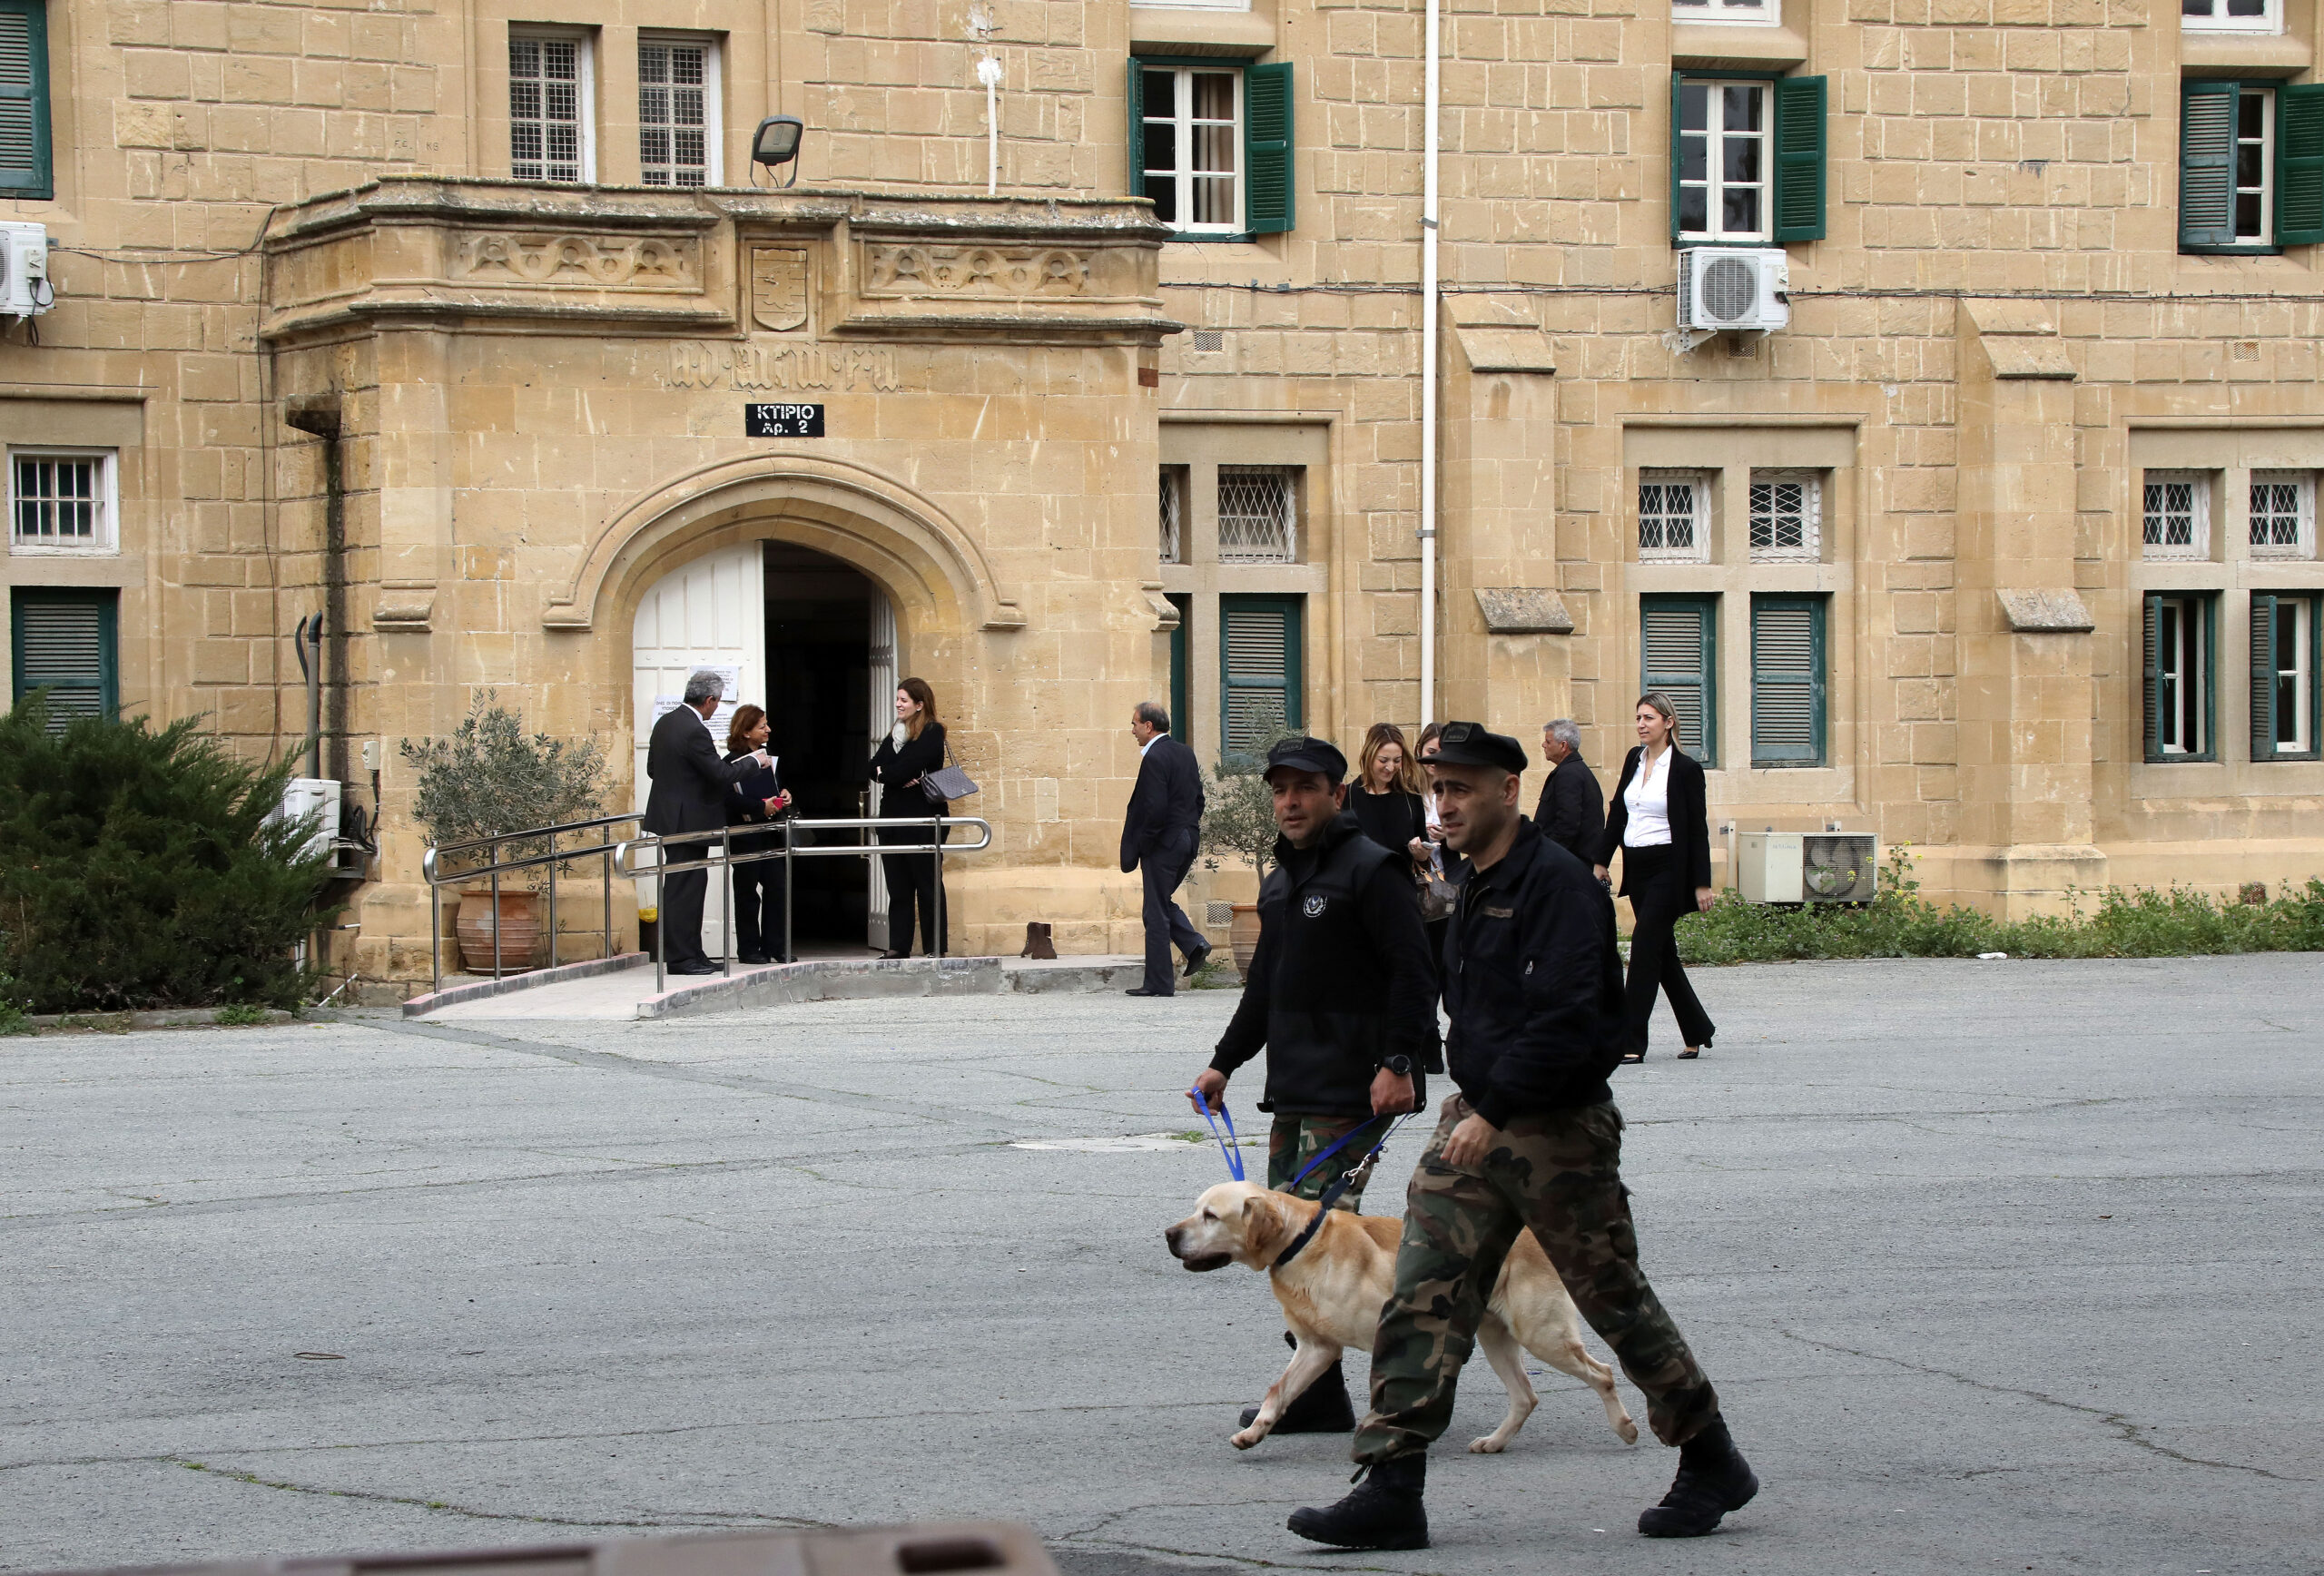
[1532,716,1605,865]
[644,671,771,976]
[1120,700,1209,997]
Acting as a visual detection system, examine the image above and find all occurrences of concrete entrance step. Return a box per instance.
[408,951,1160,1021]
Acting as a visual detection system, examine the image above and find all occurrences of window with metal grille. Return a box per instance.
[510,34,588,183]
[2250,592,2319,760]
[2250,471,2315,558]
[1749,595,1826,766]
[640,37,714,187]
[2142,471,2211,560]
[1640,595,1718,765]
[1748,470,1820,560]
[1639,469,1709,562]
[1220,596,1301,757]
[1217,466,1297,562]
[2143,592,2215,761]
[10,451,113,555]
[10,587,117,731]
[1158,466,1187,563]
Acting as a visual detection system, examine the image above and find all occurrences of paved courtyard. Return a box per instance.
[2,957,2319,1576]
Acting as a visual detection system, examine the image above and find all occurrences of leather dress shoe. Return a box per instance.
[1125,987,1172,998]
[738,951,772,966]
[1182,942,1214,979]
[667,960,719,976]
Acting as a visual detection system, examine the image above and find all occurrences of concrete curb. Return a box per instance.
[634,955,1191,1018]
[401,952,648,1017]
[13,1007,302,1034]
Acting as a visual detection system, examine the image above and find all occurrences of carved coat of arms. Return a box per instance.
[750,247,810,332]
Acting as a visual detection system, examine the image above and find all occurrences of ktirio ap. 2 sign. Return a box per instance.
[744,403,826,437]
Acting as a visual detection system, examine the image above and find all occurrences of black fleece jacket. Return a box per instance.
[1442,820,1627,1126]
[1210,813,1440,1118]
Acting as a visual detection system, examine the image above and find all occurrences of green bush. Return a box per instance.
[1677,844,2324,965]
[0,698,340,1014]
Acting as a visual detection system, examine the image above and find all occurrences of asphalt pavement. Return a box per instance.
[2,956,2319,1575]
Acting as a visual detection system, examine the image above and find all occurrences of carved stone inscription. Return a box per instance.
[751,246,810,331]
[863,243,1138,300]
[454,232,697,289]
[666,341,901,392]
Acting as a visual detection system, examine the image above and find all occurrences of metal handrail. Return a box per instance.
[419,812,645,995]
[615,815,993,995]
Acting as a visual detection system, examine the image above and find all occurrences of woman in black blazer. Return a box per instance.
[1593,692,1718,1061]
[868,675,950,959]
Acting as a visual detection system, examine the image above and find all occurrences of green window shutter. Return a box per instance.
[1220,595,1301,758]
[2276,84,2324,246]
[1772,74,1827,243]
[1126,58,1146,199]
[1244,62,1294,234]
[2250,593,2278,760]
[1668,70,1687,241]
[0,0,51,199]
[1750,596,1827,765]
[2142,594,2163,762]
[1641,595,1718,767]
[11,588,118,733]
[2181,81,2239,252]
[1167,593,1191,744]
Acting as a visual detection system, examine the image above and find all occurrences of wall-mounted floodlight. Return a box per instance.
[752,116,805,187]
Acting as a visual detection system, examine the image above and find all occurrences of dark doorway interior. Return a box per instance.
[761,541,875,948]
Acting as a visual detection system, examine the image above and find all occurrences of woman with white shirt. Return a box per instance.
[1593,692,1718,1063]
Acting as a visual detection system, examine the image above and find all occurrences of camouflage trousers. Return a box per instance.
[1267,1113,1384,1209]
[1353,1095,1721,1461]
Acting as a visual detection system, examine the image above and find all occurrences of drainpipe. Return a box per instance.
[283,398,348,783]
[1417,0,1441,725]
[979,54,1002,195]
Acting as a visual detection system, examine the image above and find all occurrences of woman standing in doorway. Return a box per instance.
[723,704,794,965]
[1595,692,1717,1062]
[870,676,950,959]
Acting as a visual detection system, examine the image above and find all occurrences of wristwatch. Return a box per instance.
[1382,1054,1413,1078]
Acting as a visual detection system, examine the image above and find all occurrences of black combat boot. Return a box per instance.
[1637,1414,1758,1538]
[1286,1453,1428,1551]
[1240,1354,1357,1433]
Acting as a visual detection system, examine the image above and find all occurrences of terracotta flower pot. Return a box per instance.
[454,888,544,976]
[1228,902,1262,976]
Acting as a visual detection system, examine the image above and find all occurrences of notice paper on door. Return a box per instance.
[650,663,745,736]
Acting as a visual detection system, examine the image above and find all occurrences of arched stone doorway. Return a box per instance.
[628,539,903,957]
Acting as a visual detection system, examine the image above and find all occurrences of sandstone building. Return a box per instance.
[4,0,2322,979]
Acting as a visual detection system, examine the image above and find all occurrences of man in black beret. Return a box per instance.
[1289,723,1758,1551]
[1190,734,1438,1436]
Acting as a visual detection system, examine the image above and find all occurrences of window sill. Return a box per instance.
[2179,244,2287,256]
[2182,34,2308,82]
[1675,236,1781,249]
[1165,231,1261,244]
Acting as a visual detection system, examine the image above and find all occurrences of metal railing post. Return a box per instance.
[546,827,558,969]
[654,837,666,995]
[490,846,503,979]
[429,875,442,995]
[931,814,946,959]
[720,825,734,978]
[783,819,795,965]
[603,843,613,962]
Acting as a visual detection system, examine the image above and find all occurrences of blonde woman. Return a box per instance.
[1349,723,1430,870]
[1592,693,1716,1061]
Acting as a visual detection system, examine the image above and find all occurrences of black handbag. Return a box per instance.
[920,738,979,804]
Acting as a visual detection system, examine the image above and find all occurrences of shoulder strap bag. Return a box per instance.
[920,736,979,804]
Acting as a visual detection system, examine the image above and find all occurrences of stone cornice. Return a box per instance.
[259,178,1179,347]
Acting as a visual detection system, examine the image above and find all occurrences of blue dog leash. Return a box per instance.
[1272,1111,1413,1270]
[1190,1088,1246,1181]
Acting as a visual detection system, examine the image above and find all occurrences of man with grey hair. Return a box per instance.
[1532,717,1605,865]
[644,670,772,975]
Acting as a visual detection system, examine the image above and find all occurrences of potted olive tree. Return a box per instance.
[1198,731,1297,976]
[401,694,608,975]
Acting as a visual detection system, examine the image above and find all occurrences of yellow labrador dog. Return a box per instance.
[1165,1179,1639,1453]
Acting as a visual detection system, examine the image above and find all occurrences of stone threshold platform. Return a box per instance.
[405,951,1166,1022]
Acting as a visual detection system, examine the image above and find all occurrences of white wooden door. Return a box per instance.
[632,544,767,960]
[865,586,896,950]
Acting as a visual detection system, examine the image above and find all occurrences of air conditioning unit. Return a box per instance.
[0,222,53,320]
[1735,831,1877,904]
[270,777,342,865]
[1676,247,1788,343]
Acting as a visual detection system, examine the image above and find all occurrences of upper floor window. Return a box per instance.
[0,0,53,201]
[2182,0,2279,33]
[1748,470,1821,561]
[639,36,718,187]
[1128,60,1294,237]
[2181,80,2324,252]
[1639,468,1710,562]
[1672,74,1826,244]
[1158,466,1187,563]
[510,32,592,184]
[1672,0,1778,24]
[2250,592,2320,760]
[10,449,114,556]
[2142,470,2211,560]
[1217,465,1298,563]
[2143,593,2216,762]
[2250,470,2316,558]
